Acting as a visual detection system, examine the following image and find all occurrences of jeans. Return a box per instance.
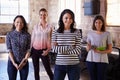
[54,64,80,80]
[86,61,108,80]
[31,47,53,80]
[7,60,29,80]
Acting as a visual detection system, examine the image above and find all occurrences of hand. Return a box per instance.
[18,58,27,70]
[42,50,48,56]
[13,62,19,70]
[91,45,97,49]
[94,49,101,53]
[53,42,58,46]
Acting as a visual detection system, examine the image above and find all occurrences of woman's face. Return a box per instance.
[62,13,73,28]
[39,11,47,21]
[95,19,103,31]
[14,17,24,31]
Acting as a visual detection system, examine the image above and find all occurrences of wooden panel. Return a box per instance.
[0,37,5,43]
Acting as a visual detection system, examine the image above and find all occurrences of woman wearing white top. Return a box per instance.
[31,8,53,80]
[86,15,112,80]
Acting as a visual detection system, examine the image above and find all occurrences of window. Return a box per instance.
[58,0,81,28]
[106,0,120,26]
[0,0,29,23]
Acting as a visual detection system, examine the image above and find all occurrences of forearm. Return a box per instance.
[67,45,81,55]
[24,52,30,60]
[86,43,92,52]
[94,44,112,54]
[9,52,15,64]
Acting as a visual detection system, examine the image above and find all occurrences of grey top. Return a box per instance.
[86,30,112,63]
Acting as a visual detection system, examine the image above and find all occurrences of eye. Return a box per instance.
[65,17,68,19]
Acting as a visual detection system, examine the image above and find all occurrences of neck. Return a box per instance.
[16,29,21,32]
[96,31,103,34]
[64,26,70,30]
[40,20,47,27]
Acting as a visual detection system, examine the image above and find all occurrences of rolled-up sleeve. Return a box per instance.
[6,33,12,53]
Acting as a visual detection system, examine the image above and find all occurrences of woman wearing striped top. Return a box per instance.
[52,9,81,80]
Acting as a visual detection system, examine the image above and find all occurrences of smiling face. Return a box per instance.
[62,13,73,29]
[14,17,24,31]
[95,19,103,31]
[39,11,48,21]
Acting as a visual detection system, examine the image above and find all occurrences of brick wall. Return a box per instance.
[0,0,120,47]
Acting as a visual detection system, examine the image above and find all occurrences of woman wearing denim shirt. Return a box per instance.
[6,15,31,80]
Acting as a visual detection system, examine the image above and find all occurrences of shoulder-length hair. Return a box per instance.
[57,9,76,33]
[12,15,28,32]
[92,15,106,32]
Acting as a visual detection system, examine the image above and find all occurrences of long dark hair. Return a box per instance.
[92,15,106,32]
[12,15,28,32]
[57,9,76,33]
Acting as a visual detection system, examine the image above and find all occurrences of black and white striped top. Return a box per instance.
[52,29,81,65]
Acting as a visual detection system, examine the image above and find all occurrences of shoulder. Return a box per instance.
[75,29,80,33]
[33,24,38,30]
[23,31,31,37]
[75,29,82,37]
[87,30,94,36]
[6,31,13,36]
[47,24,54,30]
[104,31,111,36]
[105,31,110,34]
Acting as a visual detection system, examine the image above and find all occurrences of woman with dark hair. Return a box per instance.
[31,8,53,80]
[6,15,31,80]
[86,15,112,80]
[52,9,81,80]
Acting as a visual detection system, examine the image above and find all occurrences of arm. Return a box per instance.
[66,30,81,55]
[6,33,19,69]
[94,44,112,54]
[95,32,112,54]
[9,52,19,69]
[86,42,92,52]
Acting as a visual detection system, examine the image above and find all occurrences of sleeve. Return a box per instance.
[86,32,91,44]
[51,30,58,53]
[107,32,112,45]
[67,30,81,55]
[51,30,57,43]
[51,30,63,53]
[6,33,12,53]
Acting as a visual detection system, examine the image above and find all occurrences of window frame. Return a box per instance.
[58,0,81,28]
[0,0,29,23]
[106,0,120,27]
